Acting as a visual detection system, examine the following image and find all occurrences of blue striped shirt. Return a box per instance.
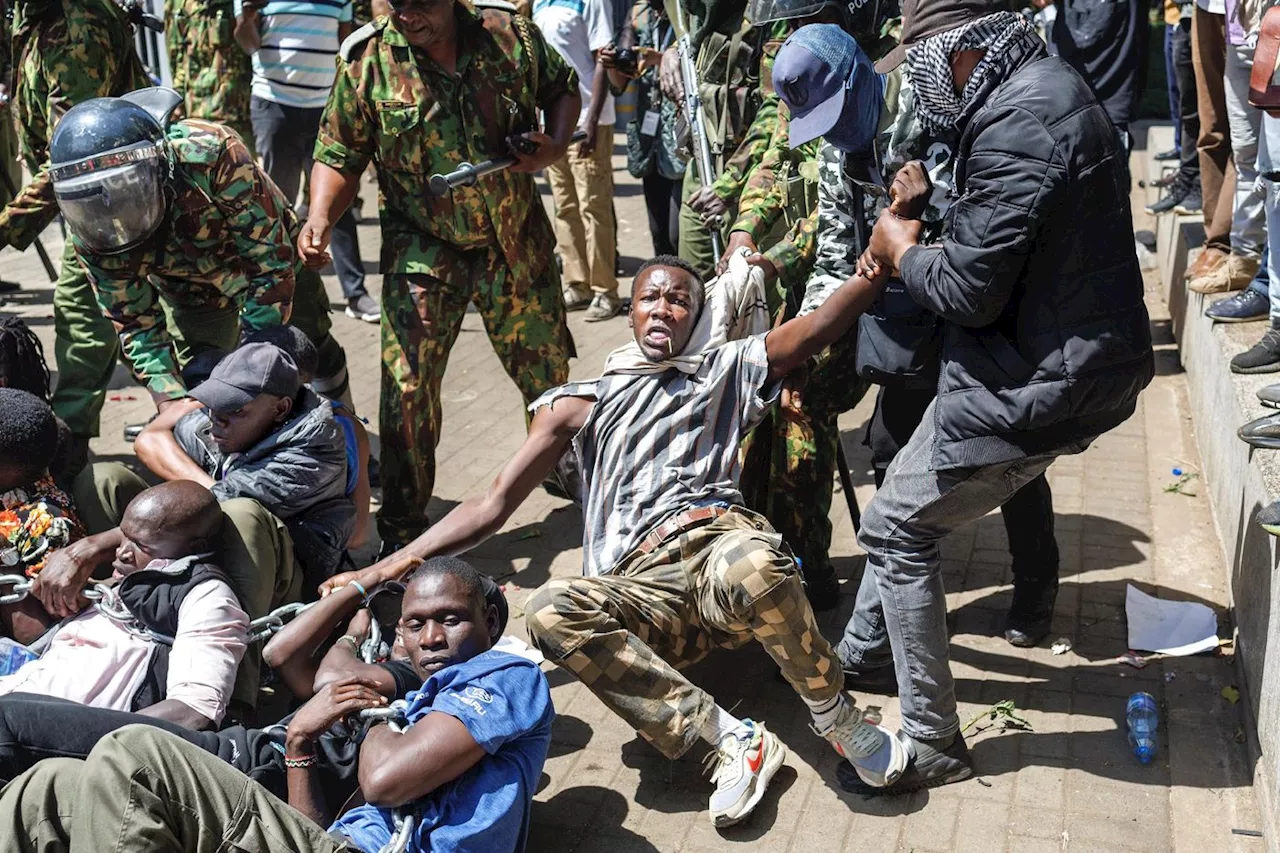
[233,0,352,108]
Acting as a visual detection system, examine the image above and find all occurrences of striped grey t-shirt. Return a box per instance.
[532,334,780,577]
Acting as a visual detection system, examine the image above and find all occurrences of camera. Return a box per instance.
[614,47,640,76]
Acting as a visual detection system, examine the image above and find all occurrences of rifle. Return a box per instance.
[673,0,723,257]
[428,131,589,198]
[0,166,58,282]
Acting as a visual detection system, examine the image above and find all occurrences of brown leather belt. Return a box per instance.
[635,505,732,555]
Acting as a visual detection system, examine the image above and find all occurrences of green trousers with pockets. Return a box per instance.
[0,726,353,853]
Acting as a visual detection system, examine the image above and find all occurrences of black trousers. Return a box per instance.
[867,384,1060,587]
[1170,19,1201,188]
[250,95,368,301]
[0,693,367,809]
[0,693,245,786]
[642,173,683,257]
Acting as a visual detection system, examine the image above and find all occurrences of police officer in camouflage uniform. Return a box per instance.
[0,0,152,471]
[166,0,255,153]
[301,0,581,549]
[658,0,776,279]
[731,5,896,609]
[47,89,347,419]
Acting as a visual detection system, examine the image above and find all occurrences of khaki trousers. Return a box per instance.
[1193,6,1236,253]
[545,124,618,297]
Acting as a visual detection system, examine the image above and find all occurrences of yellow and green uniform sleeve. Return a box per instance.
[0,0,149,250]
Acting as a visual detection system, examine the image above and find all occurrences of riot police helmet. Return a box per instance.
[48,88,182,255]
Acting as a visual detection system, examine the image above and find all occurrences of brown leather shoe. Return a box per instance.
[1191,252,1259,294]
[1185,246,1228,282]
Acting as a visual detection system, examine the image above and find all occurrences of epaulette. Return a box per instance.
[473,0,519,12]
[339,21,379,62]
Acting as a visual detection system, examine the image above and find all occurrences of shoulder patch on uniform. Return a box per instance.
[339,21,379,62]
[473,0,519,12]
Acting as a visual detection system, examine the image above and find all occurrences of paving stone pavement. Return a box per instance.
[0,142,1264,852]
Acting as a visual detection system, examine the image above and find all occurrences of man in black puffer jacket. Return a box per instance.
[838,0,1154,795]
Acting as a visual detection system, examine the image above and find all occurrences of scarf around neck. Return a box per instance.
[906,11,1045,134]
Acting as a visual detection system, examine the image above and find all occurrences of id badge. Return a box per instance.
[640,110,660,137]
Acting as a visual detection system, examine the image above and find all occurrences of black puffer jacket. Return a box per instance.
[899,51,1154,470]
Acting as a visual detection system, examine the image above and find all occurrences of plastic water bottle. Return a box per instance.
[1126,691,1159,764]
[0,637,36,677]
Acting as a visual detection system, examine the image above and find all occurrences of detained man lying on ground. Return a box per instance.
[0,478,248,731]
[323,255,903,828]
[35,342,355,714]
[0,557,510,821]
[0,559,552,853]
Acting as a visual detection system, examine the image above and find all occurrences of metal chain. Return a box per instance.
[246,601,315,644]
[0,574,105,607]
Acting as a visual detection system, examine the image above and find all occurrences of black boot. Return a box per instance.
[1004,578,1058,647]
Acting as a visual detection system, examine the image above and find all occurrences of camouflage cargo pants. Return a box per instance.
[739,329,869,584]
[166,0,254,154]
[526,507,844,759]
[378,248,572,545]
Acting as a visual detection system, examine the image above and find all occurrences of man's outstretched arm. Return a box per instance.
[764,270,887,383]
[319,396,593,594]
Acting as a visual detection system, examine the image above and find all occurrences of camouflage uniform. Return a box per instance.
[0,1,21,245]
[738,68,953,596]
[675,18,779,277]
[0,0,151,439]
[314,7,577,545]
[165,0,254,154]
[72,120,345,404]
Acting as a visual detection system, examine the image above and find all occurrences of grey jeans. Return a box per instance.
[839,400,1088,740]
[1224,43,1267,258]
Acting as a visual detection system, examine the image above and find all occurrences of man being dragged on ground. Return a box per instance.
[325,254,904,828]
[0,476,247,731]
[0,559,553,853]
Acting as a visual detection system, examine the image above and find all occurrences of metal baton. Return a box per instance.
[428,130,589,197]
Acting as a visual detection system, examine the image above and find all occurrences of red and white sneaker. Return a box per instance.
[703,720,787,827]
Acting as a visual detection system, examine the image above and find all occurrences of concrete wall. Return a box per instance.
[1148,129,1280,848]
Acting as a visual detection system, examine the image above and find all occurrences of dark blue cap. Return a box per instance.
[774,24,883,152]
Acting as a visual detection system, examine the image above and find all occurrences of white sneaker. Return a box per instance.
[814,702,913,788]
[703,720,787,828]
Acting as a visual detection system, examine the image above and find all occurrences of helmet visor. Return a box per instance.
[54,160,165,255]
[747,0,838,27]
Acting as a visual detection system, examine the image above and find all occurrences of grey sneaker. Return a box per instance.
[1258,501,1280,536]
[1231,327,1280,374]
[836,731,974,796]
[703,720,787,828]
[583,292,622,322]
[562,285,592,311]
[346,294,380,323]
[814,702,912,788]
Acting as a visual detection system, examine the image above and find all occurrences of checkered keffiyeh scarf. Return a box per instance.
[906,11,1044,133]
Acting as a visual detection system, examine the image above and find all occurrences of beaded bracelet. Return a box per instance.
[349,580,368,602]
[284,753,318,769]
